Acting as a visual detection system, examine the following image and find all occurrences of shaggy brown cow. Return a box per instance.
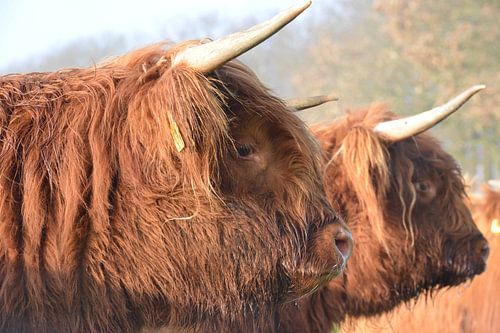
[272,87,489,333]
[0,2,353,333]
[349,180,500,333]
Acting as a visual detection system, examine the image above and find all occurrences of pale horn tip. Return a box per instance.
[286,92,339,111]
[325,93,339,102]
[467,84,486,95]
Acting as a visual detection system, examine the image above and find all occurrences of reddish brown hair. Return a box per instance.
[274,105,486,333]
[0,43,346,333]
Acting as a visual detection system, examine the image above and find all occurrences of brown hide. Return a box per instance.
[0,43,348,333]
[274,105,487,333]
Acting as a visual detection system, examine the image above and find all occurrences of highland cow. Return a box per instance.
[0,2,353,333]
[272,86,489,333]
[349,180,500,333]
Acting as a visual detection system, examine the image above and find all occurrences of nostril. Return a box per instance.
[480,243,490,262]
[334,229,353,260]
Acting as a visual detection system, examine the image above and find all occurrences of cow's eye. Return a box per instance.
[237,144,253,158]
[415,181,429,192]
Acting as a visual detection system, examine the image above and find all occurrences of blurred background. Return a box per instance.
[1,0,498,187]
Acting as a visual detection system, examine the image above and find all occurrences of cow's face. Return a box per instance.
[383,134,489,291]
[313,106,488,316]
[113,54,353,325]
[215,63,352,297]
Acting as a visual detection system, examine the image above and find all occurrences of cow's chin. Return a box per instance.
[385,259,480,305]
[437,256,486,287]
[289,268,345,300]
[284,253,347,301]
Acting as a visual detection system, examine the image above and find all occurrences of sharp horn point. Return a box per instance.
[173,0,312,73]
[373,85,485,142]
[286,93,339,112]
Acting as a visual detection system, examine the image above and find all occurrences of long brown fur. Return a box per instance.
[0,42,348,333]
[350,184,500,333]
[274,104,487,333]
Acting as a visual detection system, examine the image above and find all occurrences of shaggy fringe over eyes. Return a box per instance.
[109,42,231,213]
[319,103,391,251]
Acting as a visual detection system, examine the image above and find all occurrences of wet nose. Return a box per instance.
[333,226,353,264]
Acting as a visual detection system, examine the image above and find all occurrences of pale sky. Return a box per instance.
[0,0,304,68]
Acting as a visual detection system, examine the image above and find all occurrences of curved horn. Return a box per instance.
[286,93,339,111]
[172,0,312,73]
[373,85,486,142]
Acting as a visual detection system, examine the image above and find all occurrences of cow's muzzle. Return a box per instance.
[442,233,489,283]
[308,219,353,277]
[283,217,353,298]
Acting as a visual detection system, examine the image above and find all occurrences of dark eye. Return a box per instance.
[415,181,429,192]
[236,144,253,158]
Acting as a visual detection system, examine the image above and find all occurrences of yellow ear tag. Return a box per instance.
[167,112,185,152]
[491,218,500,234]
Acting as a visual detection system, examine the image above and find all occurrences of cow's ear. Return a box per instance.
[139,60,164,83]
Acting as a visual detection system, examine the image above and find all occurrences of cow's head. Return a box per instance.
[113,12,354,333]
[295,86,488,316]
[0,2,353,332]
